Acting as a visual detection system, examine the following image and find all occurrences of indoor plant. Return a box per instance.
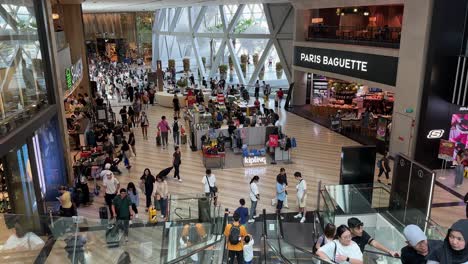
[168,59,175,70]
[182,57,190,72]
[241,63,247,77]
[276,62,283,79]
[219,64,228,79]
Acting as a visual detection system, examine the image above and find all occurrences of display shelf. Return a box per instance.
[0,161,10,213]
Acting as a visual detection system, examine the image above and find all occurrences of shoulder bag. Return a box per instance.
[205,175,218,193]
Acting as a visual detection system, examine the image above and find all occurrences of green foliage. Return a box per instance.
[219,64,228,74]
[207,23,224,33]
[183,58,190,72]
[177,78,188,87]
[275,62,283,72]
[240,54,248,64]
[168,59,175,69]
[253,53,259,66]
[234,18,255,34]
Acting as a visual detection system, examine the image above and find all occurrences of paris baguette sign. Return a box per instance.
[294,46,399,86]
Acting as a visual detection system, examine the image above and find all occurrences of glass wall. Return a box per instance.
[0,0,50,138]
[154,4,291,86]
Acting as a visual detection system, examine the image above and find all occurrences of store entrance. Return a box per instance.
[292,73,394,153]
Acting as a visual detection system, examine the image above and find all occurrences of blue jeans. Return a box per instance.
[160,198,168,217]
[455,165,464,186]
[250,200,257,219]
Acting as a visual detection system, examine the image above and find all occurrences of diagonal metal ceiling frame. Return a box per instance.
[152,3,293,85]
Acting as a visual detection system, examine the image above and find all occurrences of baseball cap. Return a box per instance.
[347,217,364,228]
[403,225,427,247]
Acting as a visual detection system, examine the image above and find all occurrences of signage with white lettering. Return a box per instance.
[243,156,267,166]
[294,46,398,86]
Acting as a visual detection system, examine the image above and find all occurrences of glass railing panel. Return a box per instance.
[364,250,401,264]
[319,189,335,227]
[167,193,211,222]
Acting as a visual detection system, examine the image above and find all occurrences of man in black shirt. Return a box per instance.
[400,224,442,264]
[348,217,399,257]
[119,106,127,125]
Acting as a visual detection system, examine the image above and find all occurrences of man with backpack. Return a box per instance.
[224,212,248,264]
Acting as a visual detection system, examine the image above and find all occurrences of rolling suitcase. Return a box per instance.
[106,223,123,248]
[156,135,161,146]
[99,207,108,219]
[181,134,187,145]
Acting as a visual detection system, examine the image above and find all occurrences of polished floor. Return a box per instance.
[72,96,466,258]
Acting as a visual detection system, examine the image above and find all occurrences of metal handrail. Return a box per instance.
[364,249,401,259]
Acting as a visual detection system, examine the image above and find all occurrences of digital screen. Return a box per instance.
[449,113,468,157]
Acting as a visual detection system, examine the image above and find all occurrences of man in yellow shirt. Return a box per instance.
[224,212,248,264]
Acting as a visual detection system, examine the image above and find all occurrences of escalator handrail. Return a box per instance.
[166,210,229,264]
[364,249,401,259]
[265,239,294,264]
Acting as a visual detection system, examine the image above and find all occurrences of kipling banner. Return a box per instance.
[269,134,279,147]
[438,139,455,161]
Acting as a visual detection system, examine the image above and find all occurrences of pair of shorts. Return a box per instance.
[297,195,307,208]
[276,200,284,210]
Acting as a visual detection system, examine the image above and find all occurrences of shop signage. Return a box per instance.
[438,139,455,161]
[294,46,398,86]
[65,68,72,89]
[243,156,267,166]
[427,129,444,139]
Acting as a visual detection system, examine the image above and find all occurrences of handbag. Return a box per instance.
[206,175,218,193]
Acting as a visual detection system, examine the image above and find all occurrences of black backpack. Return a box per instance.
[173,122,179,133]
[228,224,241,245]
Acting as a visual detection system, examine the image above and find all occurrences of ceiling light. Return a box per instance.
[341,13,345,16]
[52,13,59,20]
[353,8,358,12]
[364,12,369,16]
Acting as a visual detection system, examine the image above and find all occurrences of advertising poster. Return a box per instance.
[438,139,455,161]
[449,113,468,157]
[376,117,388,141]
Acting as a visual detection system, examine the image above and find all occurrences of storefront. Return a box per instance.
[291,45,398,152]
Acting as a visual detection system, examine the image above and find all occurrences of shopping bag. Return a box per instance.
[284,195,289,208]
[154,197,161,211]
[148,207,157,224]
[271,198,277,206]
[464,167,468,178]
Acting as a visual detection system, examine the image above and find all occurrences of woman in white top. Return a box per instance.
[248,176,260,223]
[202,169,217,205]
[317,225,363,264]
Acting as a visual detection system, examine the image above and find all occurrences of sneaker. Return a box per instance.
[284,205,289,208]
[178,179,182,182]
[129,220,133,225]
[248,219,255,223]
[135,214,139,219]
[280,216,284,220]
[253,215,258,219]
[293,213,302,219]
[160,215,165,218]
[300,217,306,223]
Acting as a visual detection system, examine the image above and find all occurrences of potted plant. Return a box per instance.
[240,54,248,64]
[201,57,206,69]
[253,53,259,66]
[182,57,190,72]
[168,59,175,70]
[241,63,247,77]
[276,62,283,79]
[259,66,265,80]
[228,56,234,71]
[219,64,228,79]
[176,78,188,88]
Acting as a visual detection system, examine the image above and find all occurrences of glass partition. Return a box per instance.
[0,0,50,138]
[167,193,221,223]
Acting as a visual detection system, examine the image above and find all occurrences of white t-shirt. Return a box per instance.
[243,238,254,261]
[201,174,216,193]
[3,233,45,250]
[318,240,363,264]
[250,182,259,201]
[103,176,119,194]
[296,179,307,199]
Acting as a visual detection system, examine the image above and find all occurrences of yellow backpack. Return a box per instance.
[148,207,158,224]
